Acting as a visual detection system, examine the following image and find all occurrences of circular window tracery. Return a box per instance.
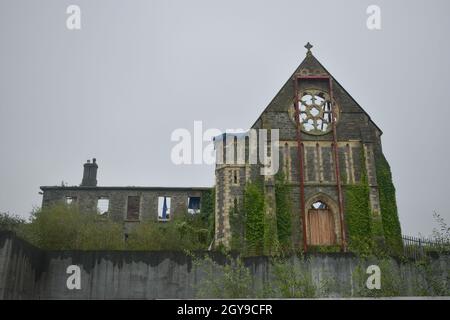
[291,89,337,135]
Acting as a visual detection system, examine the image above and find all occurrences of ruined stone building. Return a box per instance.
[40,44,402,253]
[41,159,211,235]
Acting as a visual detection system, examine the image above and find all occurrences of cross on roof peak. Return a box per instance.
[305,42,313,55]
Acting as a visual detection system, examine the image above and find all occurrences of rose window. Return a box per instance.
[294,89,336,135]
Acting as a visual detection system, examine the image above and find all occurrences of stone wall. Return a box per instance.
[1,231,448,299]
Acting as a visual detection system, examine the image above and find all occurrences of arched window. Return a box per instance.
[311,200,328,210]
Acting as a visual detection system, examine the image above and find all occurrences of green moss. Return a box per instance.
[375,153,403,256]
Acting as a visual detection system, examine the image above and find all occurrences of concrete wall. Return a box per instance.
[0,231,43,299]
[1,231,448,299]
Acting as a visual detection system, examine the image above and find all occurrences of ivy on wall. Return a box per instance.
[201,189,216,245]
[275,172,292,251]
[344,149,373,254]
[375,152,403,256]
[243,182,266,255]
[230,197,245,251]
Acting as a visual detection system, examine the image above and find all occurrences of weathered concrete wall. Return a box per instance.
[1,232,448,299]
[0,231,43,299]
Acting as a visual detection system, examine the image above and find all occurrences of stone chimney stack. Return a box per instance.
[81,158,98,186]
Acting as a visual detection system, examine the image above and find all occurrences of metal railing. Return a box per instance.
[402,235,450,260]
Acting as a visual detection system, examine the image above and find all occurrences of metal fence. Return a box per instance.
[402,235,450,260]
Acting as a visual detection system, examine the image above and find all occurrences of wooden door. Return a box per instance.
[308,209,336,245]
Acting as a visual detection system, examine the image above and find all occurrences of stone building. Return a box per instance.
[40,44,402,253]
[41,158,210,235]
[213,44,402,253]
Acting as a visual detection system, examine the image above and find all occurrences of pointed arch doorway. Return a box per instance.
[306,195,341,246]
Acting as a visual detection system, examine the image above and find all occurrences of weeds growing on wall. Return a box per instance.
[193,253,334,298]
[192,253,254,299]
[269,256,333,298]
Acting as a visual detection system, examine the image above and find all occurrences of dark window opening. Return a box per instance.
[126,196,140,220]
[188,196,201,214]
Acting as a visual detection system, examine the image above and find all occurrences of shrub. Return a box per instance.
[193,254,254,298]
[126,213,209,251]
[0,212,25,232]
[17,204,125,250]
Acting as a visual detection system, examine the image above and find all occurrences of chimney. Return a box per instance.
[81,158,98,186]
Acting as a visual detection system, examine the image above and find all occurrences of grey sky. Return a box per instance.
[1,0,449,236]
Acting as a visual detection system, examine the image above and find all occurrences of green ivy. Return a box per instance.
[201,188,216,244]
[375,152,403,256]
[243,182,266,255]
[344,148,373,255]
[275,172,292,251]
[230,197,245,251]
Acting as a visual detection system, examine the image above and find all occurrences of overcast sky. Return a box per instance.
[1,0,449,237]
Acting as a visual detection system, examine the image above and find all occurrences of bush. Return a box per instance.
[193,254,254,298]
[125,213,209,251]
[0,212,25,232]
[17,204,125,250]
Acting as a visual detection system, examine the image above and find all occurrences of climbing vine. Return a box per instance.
[230,196,245,251]
[375,152,403,256]
[344,148,373,255]
[243,182,266,255]
[275,172,292,252]
[201,188,216,245]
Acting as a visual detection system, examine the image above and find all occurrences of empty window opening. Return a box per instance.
[232,169,239,185]
[187,196,201,214]
[65,196,77,205]
[126,196,141,220]
[158,196,171,220]
[311,201,328,209]
[97,198,109,216]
